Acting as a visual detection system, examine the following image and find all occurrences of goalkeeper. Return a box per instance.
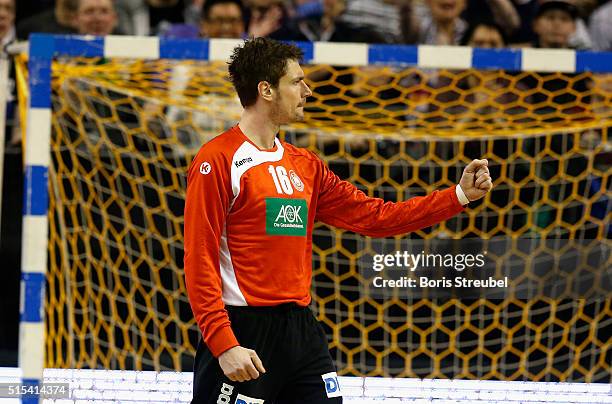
[184,37,493,404]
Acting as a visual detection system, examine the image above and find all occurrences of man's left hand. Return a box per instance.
[459,159,493,202]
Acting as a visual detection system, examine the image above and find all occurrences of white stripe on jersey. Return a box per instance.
[221,137,285,305]
[219,224,247,306]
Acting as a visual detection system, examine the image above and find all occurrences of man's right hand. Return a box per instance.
[218,346,266,382]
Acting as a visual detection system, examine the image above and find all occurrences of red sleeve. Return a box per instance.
[314,156,465,237]
[184,148,239,357]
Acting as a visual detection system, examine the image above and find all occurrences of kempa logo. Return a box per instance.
[266,198,307,236]
[235,157,253,167]
[200,162,211,175]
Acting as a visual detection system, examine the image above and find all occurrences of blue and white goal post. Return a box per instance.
[16,33,612,403]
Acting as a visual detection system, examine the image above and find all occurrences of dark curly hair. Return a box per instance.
[228,37,304,107]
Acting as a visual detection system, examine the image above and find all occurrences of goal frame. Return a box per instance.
[20,33,611,396]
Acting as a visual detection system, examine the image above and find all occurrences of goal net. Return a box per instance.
[16,36,611,382]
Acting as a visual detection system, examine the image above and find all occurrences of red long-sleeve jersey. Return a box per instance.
[184,126,465,357]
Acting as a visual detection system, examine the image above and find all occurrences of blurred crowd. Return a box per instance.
[0,0,610,136]
[0,0,609,147]
[0,0,610,51]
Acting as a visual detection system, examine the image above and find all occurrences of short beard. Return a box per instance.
[270,97,284,125]
[294,109,305,122]
[270,94,298,125]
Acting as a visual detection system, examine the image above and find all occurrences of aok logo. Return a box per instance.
[217,383,234,403]
[275,204,303,224]
[235,157,253,168]
[321,372,342,398]
[265,198,307,236]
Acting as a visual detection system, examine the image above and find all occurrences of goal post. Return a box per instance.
[19,33,611,394]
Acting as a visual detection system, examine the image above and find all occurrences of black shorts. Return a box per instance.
[192,304,343,403]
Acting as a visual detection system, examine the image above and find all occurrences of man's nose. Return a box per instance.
[302,82,312,97]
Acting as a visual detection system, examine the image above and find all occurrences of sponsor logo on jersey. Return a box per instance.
[200,162,212,175]
[217,383,234,403]
[235,394,265,404]
[276,205,302,223]
[289,170,304,192]
[321,372,342,398]
[235,157,253,168]
[265,198,308,236]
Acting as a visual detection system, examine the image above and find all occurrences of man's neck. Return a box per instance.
[239,109,279,149]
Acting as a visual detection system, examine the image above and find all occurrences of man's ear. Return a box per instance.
[258,81,274,101]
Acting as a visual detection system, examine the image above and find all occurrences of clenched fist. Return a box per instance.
[459,159,493,202]
[219,346,266,382]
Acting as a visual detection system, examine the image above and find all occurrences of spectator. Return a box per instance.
[508,0,591,47]
[165,0,283,39]
[16,0,78,40]
[114,0,188,36]
[75,0,118,36]
[248,0,289,38]
[199,0,246,38]
[589,0,612,50]
[0,0,15,49]
[532,0,580,48]
[271,0,384,42]
[114,0,147,35]
[413,0,468,45]
[339,0,402,43]
[460,20,507,48]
